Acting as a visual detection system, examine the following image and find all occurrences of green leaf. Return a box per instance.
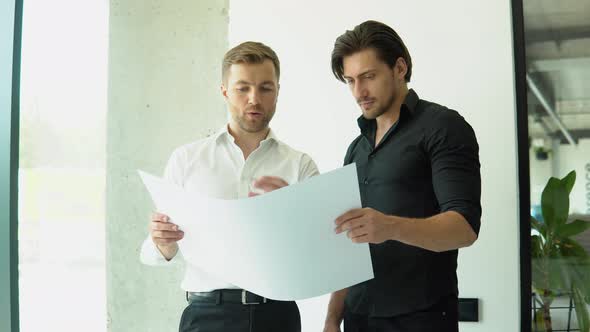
[561,170,576,195]
[573,286,590,332]
[531,236,549,291]
[546,257,567,291]
[531,235,544,258]
[569,258,590,301]
[532,260,547,291]
[560,238,589,258]
[531,216,546,237]
[541,177,570,229]
[556,219,590,238]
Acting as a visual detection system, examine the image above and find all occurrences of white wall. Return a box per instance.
[229,1,521,331]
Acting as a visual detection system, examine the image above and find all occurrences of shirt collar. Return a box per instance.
[404,88,419,113]
[215,124,278,145]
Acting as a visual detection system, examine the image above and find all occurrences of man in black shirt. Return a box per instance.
[323,20,481,332]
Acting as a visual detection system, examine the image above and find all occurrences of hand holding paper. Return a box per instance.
[149,212,183,260]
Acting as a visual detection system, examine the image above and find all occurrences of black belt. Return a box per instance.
[187,289,272,305]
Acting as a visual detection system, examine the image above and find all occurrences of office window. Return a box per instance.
[18,0,108,331]
[522,1,590,331]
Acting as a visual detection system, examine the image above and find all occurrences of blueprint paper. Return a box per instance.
[139,164,373,300]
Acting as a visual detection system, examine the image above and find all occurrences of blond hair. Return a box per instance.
[222,41,280,83]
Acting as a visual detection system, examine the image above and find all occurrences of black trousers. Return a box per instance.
[179,299,301,332]
[344,294,459,332]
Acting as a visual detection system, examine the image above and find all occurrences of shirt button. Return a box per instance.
[364,178,369,185]
[369,154,375,158]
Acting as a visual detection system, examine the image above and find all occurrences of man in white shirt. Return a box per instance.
[140,41,318,332]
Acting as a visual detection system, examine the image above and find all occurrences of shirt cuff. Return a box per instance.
[139,236,181,266]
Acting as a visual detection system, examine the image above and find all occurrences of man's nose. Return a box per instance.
[353,83,367,100]
[248,89,261,105]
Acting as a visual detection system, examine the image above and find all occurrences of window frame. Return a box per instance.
[1,0,22,331]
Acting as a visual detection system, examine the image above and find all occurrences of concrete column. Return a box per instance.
[107,1,227,331]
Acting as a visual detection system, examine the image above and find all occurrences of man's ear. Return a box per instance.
[221,84,228,99]
[394,57,408,80]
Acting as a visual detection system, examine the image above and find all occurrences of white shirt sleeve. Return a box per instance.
[162,146,186,187]
[298,153,320,181]
[139,147,186,266]
[139,235,183,266]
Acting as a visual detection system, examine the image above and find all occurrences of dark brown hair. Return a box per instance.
[222,41,280,83]
[331,20,412,82]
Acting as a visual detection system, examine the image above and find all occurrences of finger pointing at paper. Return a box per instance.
[248,176,289,197]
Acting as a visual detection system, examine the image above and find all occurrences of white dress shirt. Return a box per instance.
[140,125,319,292]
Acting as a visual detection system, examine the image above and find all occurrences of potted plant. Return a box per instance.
[531,170,590,332]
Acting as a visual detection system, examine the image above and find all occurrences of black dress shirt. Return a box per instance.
[344,89,481,317]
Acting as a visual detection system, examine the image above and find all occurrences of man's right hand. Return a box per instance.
[150,212,184,260]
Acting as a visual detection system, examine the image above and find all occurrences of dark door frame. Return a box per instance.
[511,0,532,330]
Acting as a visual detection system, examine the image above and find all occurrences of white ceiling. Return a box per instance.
[524,0,590,139]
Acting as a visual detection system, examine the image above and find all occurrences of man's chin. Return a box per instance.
[361,111,378,120]
[240,123,270,134]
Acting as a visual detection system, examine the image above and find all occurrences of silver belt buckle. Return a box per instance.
[241,289,267,305]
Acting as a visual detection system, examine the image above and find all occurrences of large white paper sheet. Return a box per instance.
[139,164,374,300]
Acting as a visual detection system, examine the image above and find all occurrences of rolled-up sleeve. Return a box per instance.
[426,110,482,235]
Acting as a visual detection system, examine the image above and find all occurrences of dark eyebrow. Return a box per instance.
[359,70,376,77]
[343,70,376,81]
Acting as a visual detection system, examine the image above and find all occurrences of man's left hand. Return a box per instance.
[248,176,289,197]
[334,208,395,244]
